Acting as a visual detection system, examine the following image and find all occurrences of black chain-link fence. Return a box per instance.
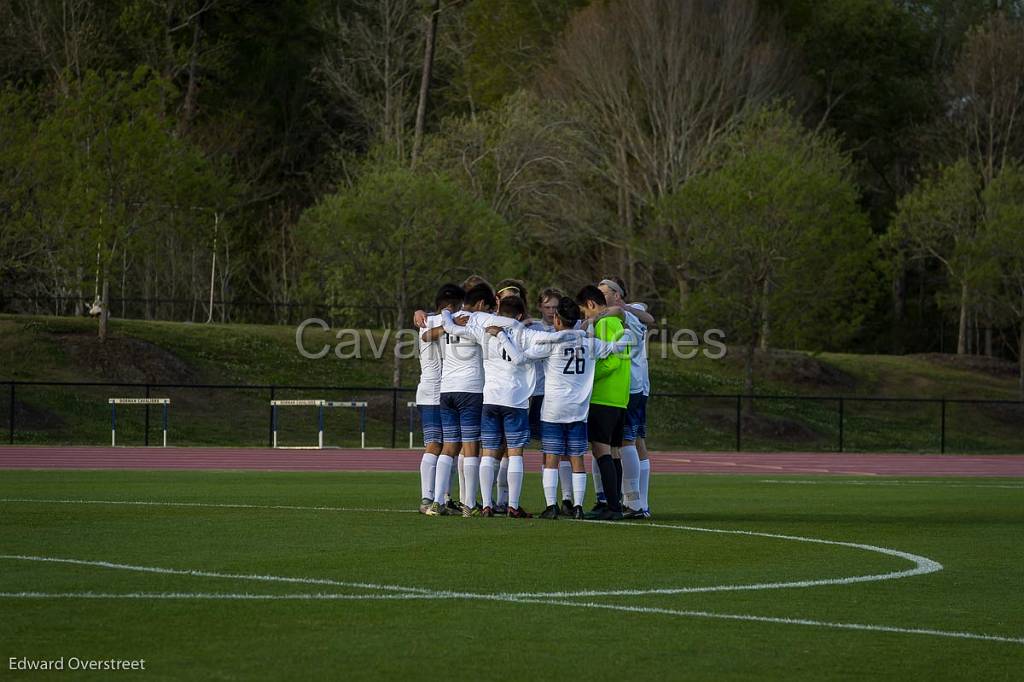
[3,381,1022,454]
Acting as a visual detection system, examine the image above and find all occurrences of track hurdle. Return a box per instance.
[270,399,368,449]
[407,401,417,449]
[109,398,170,447]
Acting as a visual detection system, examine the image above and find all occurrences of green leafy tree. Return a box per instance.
[655,106,877,394]
[888,159,984,355]
[977,162,1024,396]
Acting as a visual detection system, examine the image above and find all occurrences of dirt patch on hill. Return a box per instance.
[723,349,857,391]
[55,333,200,384]
[701,407,821,443]
[912,353,1018,379]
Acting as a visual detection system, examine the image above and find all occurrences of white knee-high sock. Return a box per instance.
[620,445,641,509]
[591,455,606,501]
[463,457,479,508]
[639,458,651,510]
[508,456,525,509]
[433,455,453,503]
[572,472,588,508]
[457,454,466,505]
[420,453,438,500]
[542,467,559,507]
[479,457,497,509]
[558,460,573,502]
[497,458,510,506]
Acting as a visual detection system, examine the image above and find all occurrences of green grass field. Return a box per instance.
[2,470,1023,679]
[2,314,1023,453]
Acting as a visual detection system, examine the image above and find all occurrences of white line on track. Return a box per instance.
[1,498,1021,646]
[758,480,1024,490]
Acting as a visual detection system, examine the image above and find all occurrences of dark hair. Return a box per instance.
[464,282,497,310]
[538,287,564,307]
[498,295,526,320]
[575,284,606,307]
[556,297,581,326]
[435,283,465,310]
[462,274,491,291]
[495,278,528,303]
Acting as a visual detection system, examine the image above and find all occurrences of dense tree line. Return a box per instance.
[1,0,1023,391]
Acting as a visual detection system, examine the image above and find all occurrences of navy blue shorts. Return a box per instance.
[440,392,483,444]
[418,404,442,447]
[529,395,543,441]
[623,393,648,442]
[481,404,531,450]
[541,421,588,457]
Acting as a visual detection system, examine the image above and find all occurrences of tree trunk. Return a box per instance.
[957,282,969,355]
[75,266,84,317]
[1019,320,1024,401]
[892,262,905,353]
[759,279,771,352]
[178,13,202,135]
[743,340,756,403]
[411,0,440,166]
[98,279,109,342]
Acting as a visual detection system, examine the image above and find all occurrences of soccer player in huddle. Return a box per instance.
[416,283,465,513]
[421,283,497,516]
[442,292,581,517]
[598,277,654,518]
[496,297,635,519]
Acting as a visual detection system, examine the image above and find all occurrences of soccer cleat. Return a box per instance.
[622,507,646,520]
[445,500,462,514]
[560,499,574,517]
[492,504,509,515]
[507,506,533,519]
[419,498,432,514]
[642,508,652,519]
[539,505,560,520]
[595,508,623,521]
[424,501,443,516]
[481,506,494,517]
[461,503,482,518]
[572,505,585,520]
[590,501,608,514]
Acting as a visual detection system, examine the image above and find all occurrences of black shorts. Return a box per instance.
[587,403,627,448]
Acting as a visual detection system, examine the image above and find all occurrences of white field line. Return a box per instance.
[1,555,1021,646]
[1,498,1021,646]
[509,520,942,598]
[758,480,1024,490]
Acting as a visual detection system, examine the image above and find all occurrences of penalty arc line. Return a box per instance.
[1,556,1021,646]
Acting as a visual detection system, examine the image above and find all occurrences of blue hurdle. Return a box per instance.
[270,399,368,449]
[109,398,170,447]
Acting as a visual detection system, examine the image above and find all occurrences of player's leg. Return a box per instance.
[558,456,574,515]
[586,404,622,520]
[505,407,532,518]
[539,421,566,519]
[429,394,462,516]
[495,448,510,513]
[418,404,443,513]
[636,395,651,517]
[458,392,483,515]
[479,404,504,517]
[620,393,644,516]
[567,421,589,519]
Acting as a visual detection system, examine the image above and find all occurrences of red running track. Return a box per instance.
[1,446,1024,477]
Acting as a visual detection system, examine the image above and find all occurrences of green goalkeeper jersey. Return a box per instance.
[590,315,631,409]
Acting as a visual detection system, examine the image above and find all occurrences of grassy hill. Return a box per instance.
[1,314,1021,453]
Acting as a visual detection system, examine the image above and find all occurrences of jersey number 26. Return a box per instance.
[561,347,585,375]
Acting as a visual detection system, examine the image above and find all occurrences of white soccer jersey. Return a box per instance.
[622,310,650,395]
[437,310,484,394]
[499,331,634,423]
[526,320,554,396]
[415,313,444,405]
[442,312,575,408]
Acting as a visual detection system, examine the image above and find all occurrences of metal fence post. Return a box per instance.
[7,382,13,445]
[144,384,151,447]
[390,389,398,449]
[940,398,946,454]
[268,385,276,447]
[735,394,742,452]
[838,397,844,453]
